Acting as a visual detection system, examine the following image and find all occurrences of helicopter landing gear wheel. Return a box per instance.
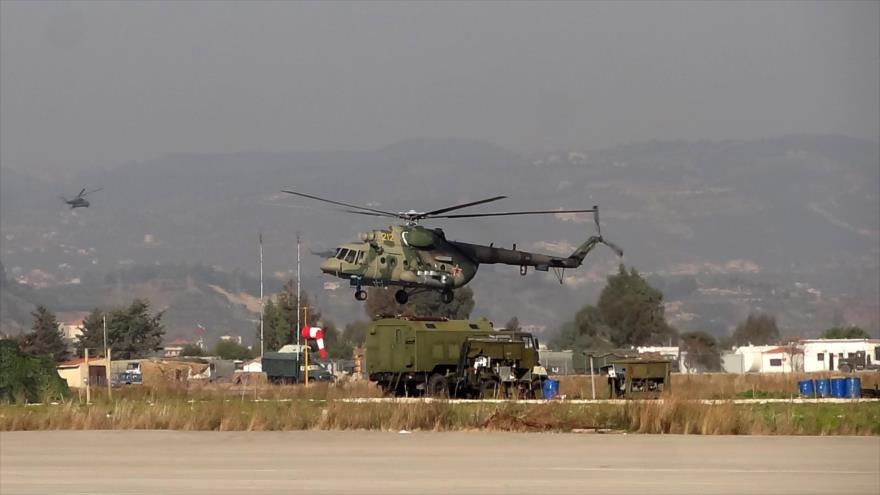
[394,289,409,304]
[440,290,454,304]
[354,289,367,301]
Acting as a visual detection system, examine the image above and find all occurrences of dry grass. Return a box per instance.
[557,372,880,400]
[4,372,878,435]
[2,398,877,435]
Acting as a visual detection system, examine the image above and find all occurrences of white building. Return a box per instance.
[242,357,262,373]
[800,339,880,372]
[760,346,804,373]
[722,345,777,374]
[635,346,694,373]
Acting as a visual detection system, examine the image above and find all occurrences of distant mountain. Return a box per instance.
[1,135,878,338]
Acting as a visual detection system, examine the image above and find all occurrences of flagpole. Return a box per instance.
[259,231,264,358]
[296,231,301,349]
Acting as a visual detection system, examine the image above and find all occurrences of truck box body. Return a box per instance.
[365,317,545,397]
[365,318,494,375]
[262,351,301,381]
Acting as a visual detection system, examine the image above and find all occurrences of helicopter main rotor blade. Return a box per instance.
[417,195,508,219]
[281,190,399,218]
[77,188,86,197]
[83,188,103,196]
[339,209,397,218]
[431,208,597,219]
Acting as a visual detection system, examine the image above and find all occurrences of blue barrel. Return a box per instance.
[815,378,831,398]
[542,379,559,400]
[798,379,815,397]
[830,378,847,398]
[846,377,862,398]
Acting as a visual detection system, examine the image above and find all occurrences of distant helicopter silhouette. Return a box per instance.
[60,188,102,209]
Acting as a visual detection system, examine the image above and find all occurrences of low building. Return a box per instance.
[723,345,778,374]
[163,339,195,358]
[242,357,262,373]
[760,346,804,373]
[800,339,880,372]
[539,350,574,375]
[56,356,109,389]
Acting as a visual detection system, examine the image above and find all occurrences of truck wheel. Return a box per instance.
[426,374,448,398]
[395,289,409,304]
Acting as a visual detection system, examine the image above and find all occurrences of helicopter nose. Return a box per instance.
[320,258,341,274]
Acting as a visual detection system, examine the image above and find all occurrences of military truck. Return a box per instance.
[604,358,671,399]
[365,316,547,398]
[262,351,335,384]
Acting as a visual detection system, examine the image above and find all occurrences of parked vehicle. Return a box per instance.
[365,316,547,398]
[262,351,335,384]
[604,358,671,399]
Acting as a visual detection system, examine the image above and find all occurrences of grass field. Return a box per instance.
[3,398,877,435]
[3,373,879,435]
[558,372,880,400]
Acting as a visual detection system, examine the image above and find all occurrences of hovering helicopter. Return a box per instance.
[282,190,623,304]
[60,188,102,209]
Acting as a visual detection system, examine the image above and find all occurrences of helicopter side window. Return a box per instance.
[337,248,349,260]
[345,250,357,263]
[356,251,365,264]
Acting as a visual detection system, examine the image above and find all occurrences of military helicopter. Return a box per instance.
[282,190,623,304]
[60,188,102,209]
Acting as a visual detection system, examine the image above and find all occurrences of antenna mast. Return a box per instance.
[259,231,264,357]
[296,231,301,349]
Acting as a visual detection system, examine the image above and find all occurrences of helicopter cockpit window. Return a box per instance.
[336,248,349,260]
[356,251,365,264]
[345,250,357,263]
[334,248,342,258]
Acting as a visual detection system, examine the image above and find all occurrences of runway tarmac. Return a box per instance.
[1,431,878,495]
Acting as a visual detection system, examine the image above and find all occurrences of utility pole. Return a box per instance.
[107,347,113,400]
[259,231,264,357]
[103,314,111,400]
[296,231,301,350]
[303,305,309,386]
[589,353,596,400]
[84,348,91,405]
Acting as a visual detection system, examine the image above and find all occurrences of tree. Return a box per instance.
[76,299,165,359]
[0,340,70,403]
[597,264,677,347]
[731,312,780,346]
[821,326,870,339]
[180,344,204,357]
[259,279,320,352]
[342,320,370,347]
[550,304,615,354]
[503,316,521,332]
[364,286,475,320]
[18,306,69,362]
[320,320,354,360]
[212,340,253,360]
[679,331,721,371]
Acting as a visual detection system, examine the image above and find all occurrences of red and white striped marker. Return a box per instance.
[300,326,326,360]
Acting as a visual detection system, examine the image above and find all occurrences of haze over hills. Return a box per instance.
[1,134,878,342]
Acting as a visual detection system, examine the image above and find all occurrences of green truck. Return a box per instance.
[262,351,335,384]
[605,358,671,399]
[365,317,547,398]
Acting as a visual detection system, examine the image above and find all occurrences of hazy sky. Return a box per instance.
[1,1,878,175]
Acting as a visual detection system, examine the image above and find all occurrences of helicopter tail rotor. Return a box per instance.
[592,206,623,257]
